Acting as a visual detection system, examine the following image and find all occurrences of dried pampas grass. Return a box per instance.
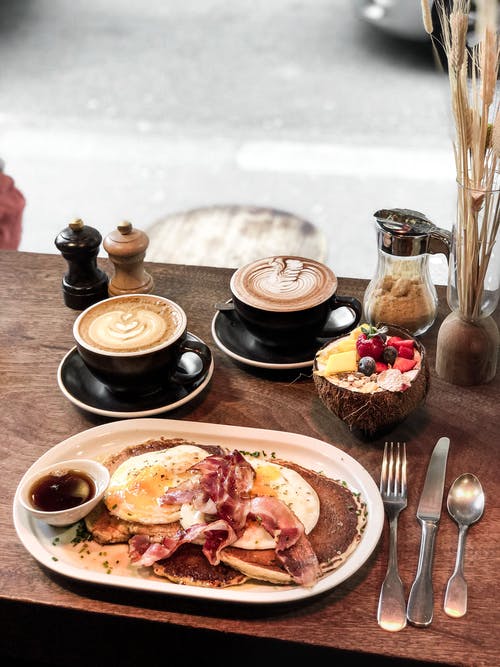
[422,0,500,319]
[421,0,434,35]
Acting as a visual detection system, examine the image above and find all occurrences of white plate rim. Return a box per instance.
[13,418,383,605]
[57,347,214,418]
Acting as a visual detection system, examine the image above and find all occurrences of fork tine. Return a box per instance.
[389,442,396,495]
[380,443,385,492]
[382,441,395,495]
[400,442,407,497]
[380,442,407,498]
[392,442,407,498]
[380,442,389,494]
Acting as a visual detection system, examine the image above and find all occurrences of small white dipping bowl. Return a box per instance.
[18,458,110,527]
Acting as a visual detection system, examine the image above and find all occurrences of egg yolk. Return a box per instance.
[251,463,282,497]
[106,464,176,512]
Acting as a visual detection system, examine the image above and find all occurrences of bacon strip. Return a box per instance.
[129,520,236,566]
[130,450,321,586]
[249,496,321,587]
[161,449,254,531]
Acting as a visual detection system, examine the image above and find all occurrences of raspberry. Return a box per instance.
[356,325,387,361]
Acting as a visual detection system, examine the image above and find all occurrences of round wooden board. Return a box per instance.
[145,204,327,268]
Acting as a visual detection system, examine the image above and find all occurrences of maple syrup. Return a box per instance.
[29,469,96,512]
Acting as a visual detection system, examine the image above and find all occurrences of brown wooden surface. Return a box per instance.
[1,250,499,667]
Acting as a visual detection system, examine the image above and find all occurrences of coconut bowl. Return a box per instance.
[313,324,430,436]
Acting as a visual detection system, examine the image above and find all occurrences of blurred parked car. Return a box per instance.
[354,1,483,42]
[355,0,428,41]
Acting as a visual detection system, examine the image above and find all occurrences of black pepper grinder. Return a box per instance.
[54,218,109,309]
[103,221,154,295]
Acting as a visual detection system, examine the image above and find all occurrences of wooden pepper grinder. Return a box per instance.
[104,221,154,295]
[54,218,109,309]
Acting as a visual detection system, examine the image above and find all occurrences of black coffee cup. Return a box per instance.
[216,256,362,348]
[74,294,211,395]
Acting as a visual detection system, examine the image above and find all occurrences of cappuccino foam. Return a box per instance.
[77,296,184,353]
[231,256,337,312]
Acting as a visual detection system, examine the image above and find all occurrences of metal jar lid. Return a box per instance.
[374,208,451,258]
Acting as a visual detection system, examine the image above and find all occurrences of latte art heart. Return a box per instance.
[77,296,184,353]
[114,318,143,334]
[87,309,168,351]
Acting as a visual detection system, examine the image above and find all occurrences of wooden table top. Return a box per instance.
[1,250,499,667]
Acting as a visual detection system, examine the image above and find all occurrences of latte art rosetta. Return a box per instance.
[252,259,320,297]
[231,256,337,312]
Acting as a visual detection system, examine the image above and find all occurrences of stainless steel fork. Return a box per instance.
[377,441,408,632]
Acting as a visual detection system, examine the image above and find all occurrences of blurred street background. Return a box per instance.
[1,0,456,281]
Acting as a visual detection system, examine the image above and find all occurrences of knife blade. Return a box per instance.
[407,436,450,627]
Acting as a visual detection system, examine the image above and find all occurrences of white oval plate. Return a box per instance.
[13,418,383,605]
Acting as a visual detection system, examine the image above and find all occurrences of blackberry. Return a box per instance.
[382,345,398,365]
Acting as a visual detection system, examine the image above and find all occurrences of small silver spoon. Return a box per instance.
[444,473,485,617]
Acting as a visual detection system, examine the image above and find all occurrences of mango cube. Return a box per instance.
[349,323,370,340]
[333,337,357,353]
[325,349,358,375]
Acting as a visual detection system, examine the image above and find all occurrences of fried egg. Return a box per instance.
[104,445,210,524]
[180,456,320,549]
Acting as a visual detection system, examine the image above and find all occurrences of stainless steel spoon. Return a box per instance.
[444,473,485,618]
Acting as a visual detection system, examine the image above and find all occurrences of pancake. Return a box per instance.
[219,459,366,584]
[85,500,181,544]
[153,543,248,588]
[85,437,224,544]
[84,438,367,588]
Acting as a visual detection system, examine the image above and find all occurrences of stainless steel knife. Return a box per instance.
[407,436,450,627]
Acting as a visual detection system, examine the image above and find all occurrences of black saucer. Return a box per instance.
[211,309,330,369]
[57,333,214,418]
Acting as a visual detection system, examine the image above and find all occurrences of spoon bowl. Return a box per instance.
[447,473,485,526]
[444,473,485,618]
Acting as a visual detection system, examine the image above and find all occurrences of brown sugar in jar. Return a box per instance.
[364,273,437,334]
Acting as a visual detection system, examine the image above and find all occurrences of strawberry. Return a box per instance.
[387,336,414,351]
[393,357,417,372]
[356,324,387,361]
[397,339,415,351]
[397,345,414,360]
[375,361,389,373]
[386,336,403,348]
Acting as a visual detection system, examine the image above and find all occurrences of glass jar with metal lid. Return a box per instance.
[363,208,451,335]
